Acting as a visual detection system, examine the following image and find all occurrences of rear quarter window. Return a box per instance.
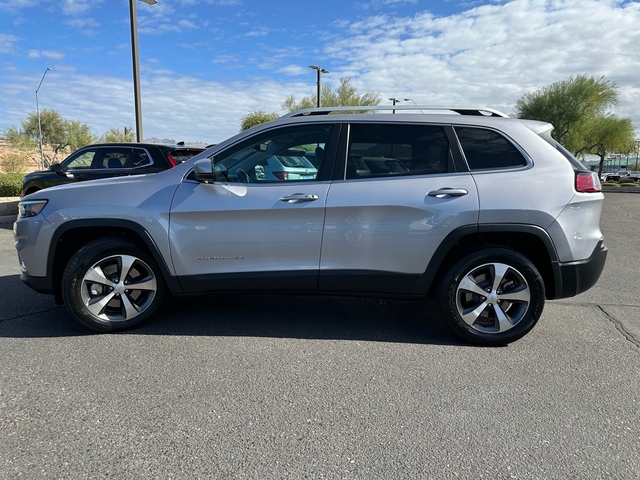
[455,127,528,171]
[169,149,205,164]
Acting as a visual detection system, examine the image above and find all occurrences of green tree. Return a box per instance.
[579,116,636,175]
[3,109,97,167]
[240,111,280,131]
[283,77,381,112]
[102,127,135,142]
[513,74,635,166]
[238,78,381,131]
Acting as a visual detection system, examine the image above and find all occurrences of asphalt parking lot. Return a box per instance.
[0,193,638,479]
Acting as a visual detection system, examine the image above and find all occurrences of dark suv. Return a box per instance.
[14,106,607,345]
[21,142,205,197]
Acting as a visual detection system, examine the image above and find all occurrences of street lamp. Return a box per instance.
[36,67,52,170]
[404,97,425,114]
[309,65,329,108]
[389,97,401,114]
[129,0,157,142]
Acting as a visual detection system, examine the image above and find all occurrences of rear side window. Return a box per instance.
[100,147,134,169]
[455,127,527,171]
[347,124,451,179]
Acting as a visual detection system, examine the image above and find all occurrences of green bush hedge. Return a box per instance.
[0,173,24,197]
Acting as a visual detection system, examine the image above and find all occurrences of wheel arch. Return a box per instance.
[416,224,561,299]
[47,219,181,304]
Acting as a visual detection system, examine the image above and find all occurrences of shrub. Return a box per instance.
[0,152,28,174]
[0,173,23,196]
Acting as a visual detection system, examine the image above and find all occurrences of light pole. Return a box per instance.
[36,67,52,170]
[309,65,329,108]
[389,97,401,114]
[404,97,425,113]
[129,0,157,142]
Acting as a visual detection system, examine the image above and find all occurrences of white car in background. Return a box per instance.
[256,151,318,181]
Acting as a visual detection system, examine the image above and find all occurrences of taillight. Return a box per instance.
[576,171,601,193]
[273,171,289,180]
[167,154,177,167]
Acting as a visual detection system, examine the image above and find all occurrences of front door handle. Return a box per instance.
[427,188,468,198]
[279,193,319,203]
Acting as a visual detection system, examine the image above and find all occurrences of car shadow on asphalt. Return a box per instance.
[0,273,466,346]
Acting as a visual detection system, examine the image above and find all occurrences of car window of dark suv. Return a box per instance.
[64,148,98,170]
[99,147,134,169]
[346,123,452,179]
[455,127,528,171]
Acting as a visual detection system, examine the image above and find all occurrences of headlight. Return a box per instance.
[18,199,48,218]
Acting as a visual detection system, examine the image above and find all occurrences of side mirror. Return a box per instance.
[193,158,215,183]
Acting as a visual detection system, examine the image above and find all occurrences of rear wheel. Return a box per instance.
[62,237,166,333]
[437,247,545,346]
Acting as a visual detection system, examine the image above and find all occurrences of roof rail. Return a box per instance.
[282,105,510,118]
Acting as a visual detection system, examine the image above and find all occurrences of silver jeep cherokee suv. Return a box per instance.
[14,106,607,345]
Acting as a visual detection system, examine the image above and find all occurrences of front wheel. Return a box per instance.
[62,237,166,333]
[437,247,545,346]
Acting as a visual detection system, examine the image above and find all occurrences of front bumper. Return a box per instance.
[19,271,54,295]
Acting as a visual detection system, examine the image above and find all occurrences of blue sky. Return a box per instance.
[1,0,639,144]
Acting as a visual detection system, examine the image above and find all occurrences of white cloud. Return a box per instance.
[28,49,65,59]
[1,0,639,144]
[279,64,310,77]
[0,33,19,53]
[246,27,271,38]
[66,17,99,29]
[325,0,640,124]
[0,0,39,11]
[61,0,103,16]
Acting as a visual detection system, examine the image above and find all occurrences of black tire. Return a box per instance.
[61,237,166,333]
[437,247,545,346]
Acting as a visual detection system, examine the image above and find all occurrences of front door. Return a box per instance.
[169,123,337,292]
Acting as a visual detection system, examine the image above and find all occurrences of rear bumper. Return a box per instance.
[553,239,607,299]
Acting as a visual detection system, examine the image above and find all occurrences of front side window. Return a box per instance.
[346,124,450,179]
[213,125,332,183]
[455,127,527,171]
[63,149,97,170]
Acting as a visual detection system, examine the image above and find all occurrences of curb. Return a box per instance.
[602,187,640,194]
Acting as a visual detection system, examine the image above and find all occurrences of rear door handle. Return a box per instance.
[427,188,468,198]
[279,193,319,203]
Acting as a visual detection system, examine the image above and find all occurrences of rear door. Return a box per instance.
[320,122,479,294]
